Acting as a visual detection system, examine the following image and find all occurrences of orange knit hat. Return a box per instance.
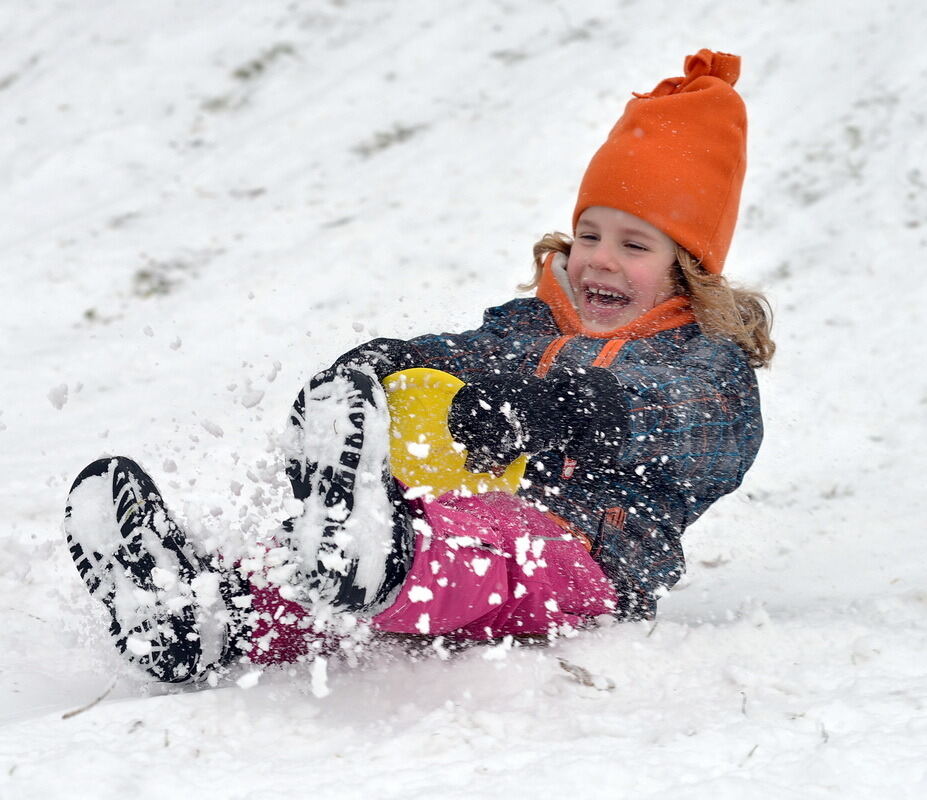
[573,49,747,275]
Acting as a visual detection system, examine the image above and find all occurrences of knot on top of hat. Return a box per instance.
[634,49,741,99]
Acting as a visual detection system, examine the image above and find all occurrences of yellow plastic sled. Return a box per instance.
[383,368,526,497]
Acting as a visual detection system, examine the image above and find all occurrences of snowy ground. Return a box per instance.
[2,1,926,797]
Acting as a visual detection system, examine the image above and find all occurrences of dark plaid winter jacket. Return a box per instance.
[336,289,762,620]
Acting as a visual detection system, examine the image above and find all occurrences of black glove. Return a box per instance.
[448,368,623,473]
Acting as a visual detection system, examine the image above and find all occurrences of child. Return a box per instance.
[63,49,773,684]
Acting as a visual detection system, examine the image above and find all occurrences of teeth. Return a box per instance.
[587,287,624,299]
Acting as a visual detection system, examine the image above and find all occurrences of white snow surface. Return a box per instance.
[1,1,926,797]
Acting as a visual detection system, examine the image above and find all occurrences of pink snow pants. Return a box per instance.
[247,492,618,665]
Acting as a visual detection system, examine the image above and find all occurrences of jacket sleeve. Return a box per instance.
[327,299,547,382]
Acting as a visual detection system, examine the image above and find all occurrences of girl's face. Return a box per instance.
[567,206,679,332]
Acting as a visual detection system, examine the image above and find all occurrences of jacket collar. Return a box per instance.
[536,251,696,339]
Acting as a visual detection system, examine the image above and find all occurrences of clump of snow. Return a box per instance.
[482,635,513,660]
[236,670,262,690]
[150,567,177,591]
[403,485,434,500]
[190,572,220,607]
[470,557,491,577]
[407,585,434,603]
[125,637,153,657]
[47,384,68,410]
[200,419,224,438]
[62,472,115,554]
[240,388,264,408]
[405,441,430,458]
[310,657,330,698]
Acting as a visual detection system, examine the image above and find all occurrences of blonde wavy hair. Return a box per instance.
[527,232,775,368]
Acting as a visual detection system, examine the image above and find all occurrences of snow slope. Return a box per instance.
[1,1,926,797]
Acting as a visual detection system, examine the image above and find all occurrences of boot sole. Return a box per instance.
[65,457,203,682]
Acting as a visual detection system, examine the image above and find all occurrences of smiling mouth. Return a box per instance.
[583,286,630,308]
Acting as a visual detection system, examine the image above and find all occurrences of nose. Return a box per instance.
[587,242,623,273]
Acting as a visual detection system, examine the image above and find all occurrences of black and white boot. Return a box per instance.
[64,457,252,683]
[282,367,412,614]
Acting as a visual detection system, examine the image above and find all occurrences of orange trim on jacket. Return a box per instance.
[543,510,594,552]
[592,338,628,368]
[535,336,572,378]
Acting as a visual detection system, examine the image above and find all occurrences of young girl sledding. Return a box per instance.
[63,49,773,684]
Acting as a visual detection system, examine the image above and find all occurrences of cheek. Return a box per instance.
[565,253,583,288]
[648,256,677,288]
[628,265,675,301]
